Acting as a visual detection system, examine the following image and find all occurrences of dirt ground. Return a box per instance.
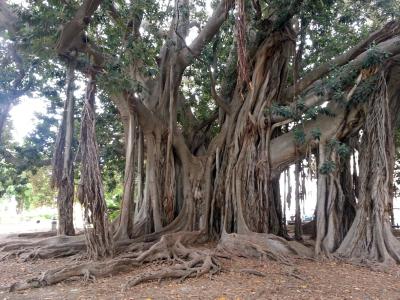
[1,245,400,300]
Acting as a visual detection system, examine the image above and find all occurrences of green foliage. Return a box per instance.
[96,93,125,197]
[311,128,321,140]
[106,200,121,221]
[2,0,399,212]
[319,64,359,103]
[23,166,56,208]
[271,104,293,118]
[362,46,391,69]
[298,0,390,76]
[336,143,350,158]
[348,74,379,106]
[318,138,350,175]
[327,138,340,150]
[304,106,335,120]
[293,127,306,145]
[319,160,336,174]
[327,138,350,158]
[271,101,334,122]
[295,100,306,112]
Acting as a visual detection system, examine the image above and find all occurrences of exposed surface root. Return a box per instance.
[6,231,58,239]
[217,232,313,265]
[123,231,220,289]
[7,231,215,292]
[8,258,141,291]
[124,250,220,290]
[0,235,85,261]
[6,231,314,292]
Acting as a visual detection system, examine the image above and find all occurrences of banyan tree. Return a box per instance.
[1,0,400,291]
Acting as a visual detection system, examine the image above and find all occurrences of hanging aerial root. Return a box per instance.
[217,232,313,265]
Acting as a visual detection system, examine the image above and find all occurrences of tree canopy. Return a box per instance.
[1,0,400,292]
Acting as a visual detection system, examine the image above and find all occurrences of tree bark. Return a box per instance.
[114,113,136,240]
[335,70,400,264]
[78,71,113,260]
[52,59,76,236]
[294,161,303,241]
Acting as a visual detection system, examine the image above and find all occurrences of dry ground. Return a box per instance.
[1,250,400,300]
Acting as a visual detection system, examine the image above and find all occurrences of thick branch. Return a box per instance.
[270,102,360,173]
[272,35,400,125]
[55,0,101,55]
[209,68,231,114]
[285,21,400,101]
[178,0,234,68]
[127,93,161,133]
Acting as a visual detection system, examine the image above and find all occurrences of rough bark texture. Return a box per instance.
[335,70,400,264]
[78,72,113,260]
[5,1,400,293]
[294,161,303,241]
[51,59,76,236]
[114,113,137,240]
[215,28,294,235]
[315,149,356,256]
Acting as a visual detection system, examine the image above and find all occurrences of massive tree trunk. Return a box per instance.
[335,69,400,264]
[213,28,294,235]
[51,59,76,236]
[7,1,400,292]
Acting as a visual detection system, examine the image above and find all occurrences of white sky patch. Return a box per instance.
[9,96,47,144]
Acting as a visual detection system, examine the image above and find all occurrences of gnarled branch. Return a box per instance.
[284,21,400,101]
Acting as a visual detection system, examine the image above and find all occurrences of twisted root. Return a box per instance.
[7,231,212,292]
